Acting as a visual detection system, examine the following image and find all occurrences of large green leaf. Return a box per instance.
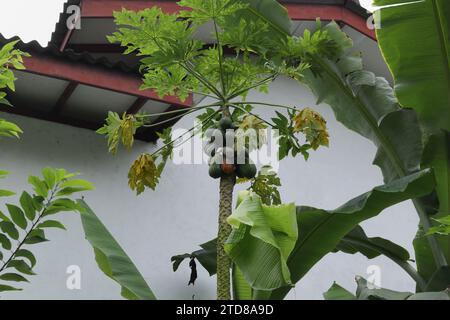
[243,0,291,36]
[414,229,450,287]
[77,200,156,300]
[303,21,447,268]
[374,0,450,131]
[323,282,356,300]
[225,191,297,291]
[327,277,450,300]
[356,277,450,300]
[336,226,409,261]
[334,225,426,289]
[304,22,422,184]
[232,264,252,300]
[422,131,450,217]
[269,169,435,299]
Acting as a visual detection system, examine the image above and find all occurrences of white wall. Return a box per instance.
[0,77,419,300]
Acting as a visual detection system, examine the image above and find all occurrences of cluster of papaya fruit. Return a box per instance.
[205,116,257,180]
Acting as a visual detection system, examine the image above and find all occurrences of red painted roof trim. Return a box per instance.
[81,0,185,17]
[78,0,375,40]
[284,4,375,40]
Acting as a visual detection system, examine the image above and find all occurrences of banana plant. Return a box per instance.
[374,0,450,291]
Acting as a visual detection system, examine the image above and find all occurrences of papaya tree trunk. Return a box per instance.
[216,105,235,300]
[217,173,235,300]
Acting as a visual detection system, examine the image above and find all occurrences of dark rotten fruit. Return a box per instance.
[209,163,222,179]
[221,163,236,175]
[236,163,257,179]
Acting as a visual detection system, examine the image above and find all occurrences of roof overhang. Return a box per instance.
[0,34,191,142]
[52,0,374,52]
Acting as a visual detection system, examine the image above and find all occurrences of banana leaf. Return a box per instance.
[324,277,450,300]
[422,132,450,217]
[269,169,435,299]
[374,0,450,132]
[244,0,291,36]
[303,21,447,271]
[78,200,156,300]
[304,22,423,184]
[334,225,426,289]
[323,282,356,300]
[225,191,297,291]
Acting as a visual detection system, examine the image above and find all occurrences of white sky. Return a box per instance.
[0,0,375,46]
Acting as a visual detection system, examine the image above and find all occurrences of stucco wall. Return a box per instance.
[0,77,419,300]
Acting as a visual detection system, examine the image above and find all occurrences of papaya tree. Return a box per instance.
[97,0,332,299]
[0,42,94,294]
[91,0,444,300]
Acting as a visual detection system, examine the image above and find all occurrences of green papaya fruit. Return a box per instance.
[209,163,222,179]
[219,117,233,131]
[236,163,257,179]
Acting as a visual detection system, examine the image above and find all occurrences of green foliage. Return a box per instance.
[245,165,281,206]
[324,277,450,300]
[0,41,28,96]
[0,41,28,139]
[171,239,217,276]
[374,0,450,132]
[369,0,450,289]
[269,169,435,299]
[225,191,297,291]
[299,22,423,183]
[0,119,22,139]
[272,108,328,161]
[0,168,93,292]
[99,0,334,196]
[78,200,156,300]
[428,216,450,236]
[97,112,144,154]
[421,131,450,218]
[128,128,173,195]
[323,282,355,300]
